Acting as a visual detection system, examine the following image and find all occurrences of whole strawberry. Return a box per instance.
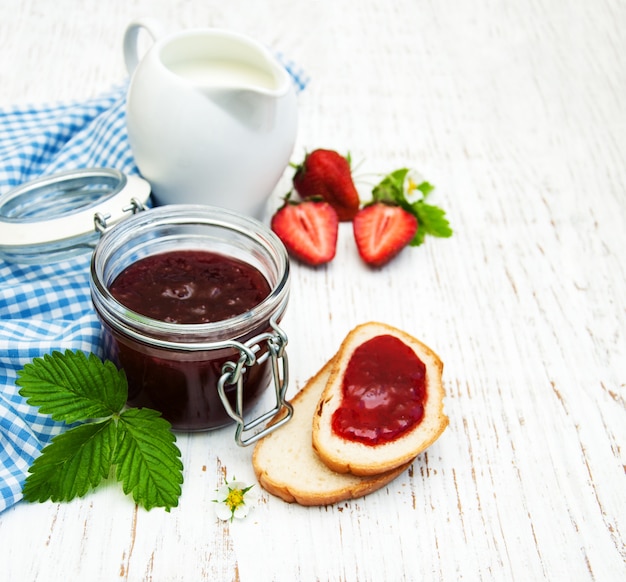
[292,149,360,221]
[271,199,339,266]
[353,203,418,267]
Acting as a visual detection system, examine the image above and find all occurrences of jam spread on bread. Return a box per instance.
[331,335,426,445]
[109,250,270,323]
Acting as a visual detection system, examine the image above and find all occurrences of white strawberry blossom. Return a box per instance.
[403,169,426,204]
[213,477,258,522]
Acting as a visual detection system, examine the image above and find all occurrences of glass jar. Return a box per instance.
[89,204,292,444]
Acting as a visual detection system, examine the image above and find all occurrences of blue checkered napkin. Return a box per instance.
[275,52,310,94]
[0,253,102,512]
[0,61,309,513]
[0,83,136,187]
[0,83,133,513]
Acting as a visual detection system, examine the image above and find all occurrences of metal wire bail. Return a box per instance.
[217,317,293,446]
[94,196,148,233]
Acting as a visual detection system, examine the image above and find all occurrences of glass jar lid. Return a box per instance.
[0,168,151,264]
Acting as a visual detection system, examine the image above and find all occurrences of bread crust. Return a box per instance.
[312,322,448,476]
[252,357,413,506]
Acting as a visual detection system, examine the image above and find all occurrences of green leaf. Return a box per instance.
[17,350,127,423]
[416,180,435,198]
[18,350,184,511]
[114,408,183,512]
[412,201,454,245]
[22,419,117,503]
[372,168,409,205]
[410,225,427,247]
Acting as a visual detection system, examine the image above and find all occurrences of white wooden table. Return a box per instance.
[1,0,625,580]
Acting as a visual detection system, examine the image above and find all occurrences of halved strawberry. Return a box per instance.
[352,203,418,267]
[292,149,360,222]
[271,200,339,266]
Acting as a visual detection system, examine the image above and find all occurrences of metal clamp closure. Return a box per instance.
[94,196,148,233]
[217,317,293,446]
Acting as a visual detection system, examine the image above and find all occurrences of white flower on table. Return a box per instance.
[213,477,258,522]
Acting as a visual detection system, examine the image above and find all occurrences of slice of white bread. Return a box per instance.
[312,322,448,476]
[252,356,413,506]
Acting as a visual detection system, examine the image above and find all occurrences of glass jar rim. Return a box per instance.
[90,204,290,349]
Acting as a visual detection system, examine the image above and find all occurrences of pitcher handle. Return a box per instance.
[123,18,168,75]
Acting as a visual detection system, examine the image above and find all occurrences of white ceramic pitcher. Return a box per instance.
[123,19,298,218]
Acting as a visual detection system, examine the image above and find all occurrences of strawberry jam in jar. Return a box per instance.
[90,204,292,444]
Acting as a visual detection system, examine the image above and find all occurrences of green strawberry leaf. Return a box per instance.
[410,225,427,247]
[372,168,409,205]
[17,350,127,423]
[22,419,117,503]
[114,408,184,512]
[410,201,454,246]
[415,180,435,198]
[17,351,183,511]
